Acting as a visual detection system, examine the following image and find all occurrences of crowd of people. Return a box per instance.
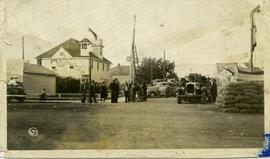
[79,79,148,104]
[123,80,147,103]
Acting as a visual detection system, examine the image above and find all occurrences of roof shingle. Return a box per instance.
[36,38,111,63]
[24,63,56,76]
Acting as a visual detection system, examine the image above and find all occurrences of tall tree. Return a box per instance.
[136,57,178,84]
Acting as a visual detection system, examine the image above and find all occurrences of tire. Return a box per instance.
[150,92,157,98]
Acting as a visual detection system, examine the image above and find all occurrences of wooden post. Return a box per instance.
[150,56,153,82]
[163,50,166,80]
[22,36,24,60]
[89,52,92,82]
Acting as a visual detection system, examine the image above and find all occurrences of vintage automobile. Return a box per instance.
[7,81,27,103]
[176,74,210,104]
[147,82,178,97]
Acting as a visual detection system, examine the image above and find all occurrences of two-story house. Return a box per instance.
[36,37,112,83]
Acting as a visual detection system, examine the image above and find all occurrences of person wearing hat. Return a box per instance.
[100,81,108,102]
[88,80,97,103]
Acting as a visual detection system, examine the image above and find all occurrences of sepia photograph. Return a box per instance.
[0,0,269,158]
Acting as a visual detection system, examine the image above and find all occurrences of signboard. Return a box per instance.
[126,56,132,62]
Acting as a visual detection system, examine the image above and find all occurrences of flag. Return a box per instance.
[251,24,257,52]
[88,27,97,40]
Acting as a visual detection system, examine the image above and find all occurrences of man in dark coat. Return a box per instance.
[115,79,120,103]
[109,79,117,103]
[211,79,218,102]
[142,82,147,101]
[100,81,108,102]
[80,79,87,103]
[88,80,97,103]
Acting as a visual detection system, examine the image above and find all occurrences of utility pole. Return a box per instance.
[89,52,92,83]
[22,36,24,60]
[150,56,153,82]
[131,15,136,82]
[250,5,260,72]
[163,50,166,80]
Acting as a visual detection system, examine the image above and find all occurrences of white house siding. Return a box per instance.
[41,57,111,83]
[89,60,111,83]
[112,75,130,84]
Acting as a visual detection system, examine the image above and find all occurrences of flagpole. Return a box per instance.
[22,36,25,60]
[250,5,260,72]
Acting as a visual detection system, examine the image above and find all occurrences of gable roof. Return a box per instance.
[24,63,56,76]
[110,65,129,76]
[36,38,80,59]
[80,38,91,43]
[36,38,111,64]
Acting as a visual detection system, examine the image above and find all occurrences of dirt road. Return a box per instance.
[7,98,264,150]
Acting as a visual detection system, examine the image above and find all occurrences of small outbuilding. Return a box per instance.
[23,63,56,94]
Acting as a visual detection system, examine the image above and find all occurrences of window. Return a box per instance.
[97,62,99,70]
[102,63,104,71]
[70,65,74,69]
[107,64,109,72]
[81,44,87,49]
[52,66,56,69]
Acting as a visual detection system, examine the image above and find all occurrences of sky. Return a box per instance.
[0,0,269,77]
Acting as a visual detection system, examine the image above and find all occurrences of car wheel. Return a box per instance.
[150,92,156,97]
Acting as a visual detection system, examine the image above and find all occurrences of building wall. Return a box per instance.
[40,57,111,83]
[23,73,56,94]
[112,75,130,84]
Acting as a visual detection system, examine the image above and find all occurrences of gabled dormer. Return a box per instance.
[79,38,92,56]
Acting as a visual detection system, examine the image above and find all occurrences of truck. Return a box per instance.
[176,74,211,104]
[7,80,26,103]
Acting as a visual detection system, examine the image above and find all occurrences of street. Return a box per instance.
[7,98,264,150]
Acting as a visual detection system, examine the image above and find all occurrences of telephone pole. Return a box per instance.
[130,15,136,82]
[89,52,92,82]
[163,50,166,80]
[22,36,24,60]
[150,56,153,81]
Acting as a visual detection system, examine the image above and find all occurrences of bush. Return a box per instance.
[56,76,80,93]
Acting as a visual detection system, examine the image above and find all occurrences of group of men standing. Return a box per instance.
[80,78,148,104]
[80,80,100,103]
[80,78,120,103]
[123,81,147,103]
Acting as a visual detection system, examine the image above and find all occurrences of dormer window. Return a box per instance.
[82,44,87,49]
